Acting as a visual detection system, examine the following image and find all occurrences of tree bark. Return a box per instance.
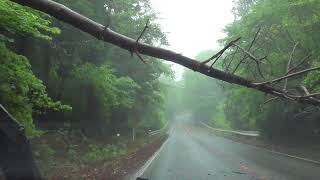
[10,0,320,106]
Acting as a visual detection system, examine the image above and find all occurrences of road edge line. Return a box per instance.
[249,144,320,165]
[201,122,259,137]
[201,122,320,165]
[132,136,170,179]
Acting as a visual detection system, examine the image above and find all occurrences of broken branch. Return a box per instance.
[264,97,279,104]
[302,92,320,98]
[301,85,310,95]
[239,27,261,64]
[233,44,266,65]
[134,50,147,64]
[257,66,320,85]
[202,37,241,64]
[136,19,150,43]
[284,42,299,90]
[287,53,312,74]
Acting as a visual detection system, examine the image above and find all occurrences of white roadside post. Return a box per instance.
[132,128,135,142]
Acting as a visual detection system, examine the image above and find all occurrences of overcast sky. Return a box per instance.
[150,0,235,79]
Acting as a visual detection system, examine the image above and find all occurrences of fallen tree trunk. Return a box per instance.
[9,0,320,106]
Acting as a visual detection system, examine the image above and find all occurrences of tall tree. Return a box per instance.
[0,0,70,136]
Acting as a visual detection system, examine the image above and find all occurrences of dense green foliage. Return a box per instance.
[82,144,127,163]
[0,0,171,138]
[0,43,71,136]
[1,1,172,176]
[3,0,320,176]
[221,0,320,137]
[0,0,69,136]
[175,0,320,138]
[0,0,60,40]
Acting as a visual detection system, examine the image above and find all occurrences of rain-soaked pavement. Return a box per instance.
[137,116,320,180]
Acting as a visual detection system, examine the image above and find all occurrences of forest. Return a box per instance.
[1,0,172,177]
[173,0,320,139]
[1,0,320,179]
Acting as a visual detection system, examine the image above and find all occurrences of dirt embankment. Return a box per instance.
[49,135,168,180]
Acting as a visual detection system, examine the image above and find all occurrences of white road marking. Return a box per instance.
[202,122,259,137]
[169,126,175,135]
[132,137,170,179]
[202,122,320,165]
[250,145,320,165]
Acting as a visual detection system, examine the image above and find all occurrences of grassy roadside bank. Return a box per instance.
[30,131,168,179]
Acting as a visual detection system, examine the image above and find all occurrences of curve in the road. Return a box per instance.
[134,120,320,180]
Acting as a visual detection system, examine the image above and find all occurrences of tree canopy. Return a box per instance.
[1,0,171,138]
[175,0,320,137]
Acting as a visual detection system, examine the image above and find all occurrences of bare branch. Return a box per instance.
[232,58,245,74]
[259,56,268,61]
[264,97,279,104]
[287,53,312,74]
[287,93,320,103]
[249,27,261,51]
[136,19,150,43]
[284,42,299,90]
[232,34,265,76]
[224,47,240,72]
[257,66,320,85]
[256,62,265,79]
[239,27,261,64]
[303,93,320,98]
[301,85,310,95]
[234,44,266,65]
[222,49,240,71]
[134,50,147,64]
[293,110,312,119]
[210,52,223,68]
[201,37,241,64]
[132,19,150,63]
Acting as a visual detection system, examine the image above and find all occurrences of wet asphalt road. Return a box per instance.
[138,118,320,180]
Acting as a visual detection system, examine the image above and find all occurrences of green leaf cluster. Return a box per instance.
[220,0,320,136]
[83,144,126,163]
[0,0,60,40]
[0,1,69,136]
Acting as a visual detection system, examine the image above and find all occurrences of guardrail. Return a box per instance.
[149,122,169,137]
[201,122,260,137]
